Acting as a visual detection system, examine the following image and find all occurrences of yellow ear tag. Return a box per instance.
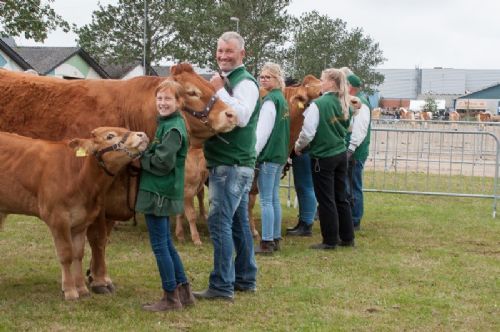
[75,147,88,157]
[297,102,305,109]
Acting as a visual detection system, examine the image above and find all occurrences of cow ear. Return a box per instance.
[68,139,94,157]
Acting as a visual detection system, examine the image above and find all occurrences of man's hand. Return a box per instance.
[294,146,302,156]
[210,74,224,91]
[347,149,354,162]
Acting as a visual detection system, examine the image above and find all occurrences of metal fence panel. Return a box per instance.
[366,127,499,217]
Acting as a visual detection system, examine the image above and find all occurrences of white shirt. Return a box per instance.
[255,99,276,156]
[294,101,320,152]
[348,104,370,152]
[217,66,259,127]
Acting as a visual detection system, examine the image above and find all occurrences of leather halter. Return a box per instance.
[181,93,230,144]
[93,131,141,176]
[182,94,219,125]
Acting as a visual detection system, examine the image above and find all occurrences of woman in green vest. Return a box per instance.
[135,80,195,311]
[294,68,355,250]
[254,63,290,255]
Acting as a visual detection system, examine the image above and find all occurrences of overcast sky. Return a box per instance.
[14,0,500,69]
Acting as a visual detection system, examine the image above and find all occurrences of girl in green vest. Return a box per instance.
[254,63,290,254]
[135,80,195,311]
[294,68,355,250]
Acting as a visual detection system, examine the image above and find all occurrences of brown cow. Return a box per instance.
[449,111,461,130]
[0,127,149,300]
[371,107,382,120]
[476,111,492,122]
[0,64,237,292]
[174,147,208,245]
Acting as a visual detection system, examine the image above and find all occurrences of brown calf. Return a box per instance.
[0,127,148,300]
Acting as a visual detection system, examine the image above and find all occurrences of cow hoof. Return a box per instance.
[63,290,80,301]
[91,285,112,294]
[106,283,116,293]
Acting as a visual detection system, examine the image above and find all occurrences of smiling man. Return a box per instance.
[194,31,260,301]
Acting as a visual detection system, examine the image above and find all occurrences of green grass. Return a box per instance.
[1,193,499,331]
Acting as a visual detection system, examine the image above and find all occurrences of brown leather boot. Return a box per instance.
[255,240,274,255]
[142,288,182,312]
[177,282,196,306]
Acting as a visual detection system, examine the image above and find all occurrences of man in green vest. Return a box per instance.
[344,70,371,231]
[194,31,260,301]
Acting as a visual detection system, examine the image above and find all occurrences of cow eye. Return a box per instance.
[106,133,115,140]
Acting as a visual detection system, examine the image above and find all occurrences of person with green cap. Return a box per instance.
[342,67,371,231]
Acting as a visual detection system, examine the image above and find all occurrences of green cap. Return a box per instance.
[347,74,362,88]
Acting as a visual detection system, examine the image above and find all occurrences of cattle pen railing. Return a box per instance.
[280,121,500,218]
[365,127,499,218]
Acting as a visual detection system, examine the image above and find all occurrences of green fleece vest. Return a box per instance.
[309,92,349,158]
[257,89,290,165]
[139,113,188,199]
[345,92,371,161]
[203,66,261,168]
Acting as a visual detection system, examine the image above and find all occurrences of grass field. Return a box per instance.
[0,192,499,331]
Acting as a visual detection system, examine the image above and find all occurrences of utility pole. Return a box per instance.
[230,17,239,33]
[143,0,148,75]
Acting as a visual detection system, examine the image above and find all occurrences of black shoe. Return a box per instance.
[286,220,303,232]
[287,222,312,237]
[234,284,257,293]
[353,224,361,231]
[273,238,281,251]
[309,243,336,250]
[339,239,355,247]
[193,288,234,302]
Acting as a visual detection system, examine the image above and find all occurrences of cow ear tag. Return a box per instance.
[297,102,304,109]
[75,147,88,157]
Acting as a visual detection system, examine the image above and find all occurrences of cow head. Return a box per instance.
[69,127,149,176]
[169,63,238,145]
[285,75,321,152]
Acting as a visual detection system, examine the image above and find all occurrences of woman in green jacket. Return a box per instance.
[294,68,355,250]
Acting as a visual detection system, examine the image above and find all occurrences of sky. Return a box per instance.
[13,0,500,69]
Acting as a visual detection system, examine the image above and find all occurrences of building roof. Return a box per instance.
[0,37,33,70]
[9,46,109,77]
[457,83,500,99]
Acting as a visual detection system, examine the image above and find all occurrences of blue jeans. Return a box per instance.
[207,165,257,295]
[145,214,187,292]
[348,159,365,227]
[291,152,317,225]
[257,162,284,241]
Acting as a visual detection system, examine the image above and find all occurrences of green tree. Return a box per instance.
[172,0,293,75]
[423,97,438,113]
[76,0,182,75]
[0,0,70,42]
[283,11,385,90]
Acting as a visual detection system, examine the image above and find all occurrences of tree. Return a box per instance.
[172,0,293,75]
[282,11,385,90]
[423,97,438,113]
[76,0,182,75]
[0,0,70,42]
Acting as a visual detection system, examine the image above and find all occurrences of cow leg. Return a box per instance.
[185,197,202,246]
[175,214,186,242]
[0,212,6,231]
[197,186,207,222]
[49,224,79,300]
[248,193,260,239]
[72,229,90,297]
[86,215,114,294]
